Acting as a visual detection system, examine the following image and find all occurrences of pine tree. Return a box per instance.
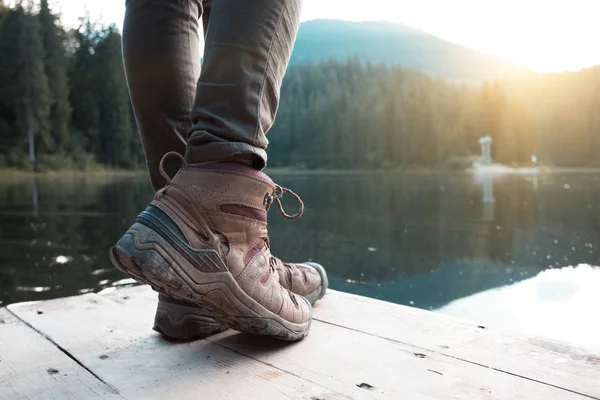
[95,25,133,167]
[0,2,50,169]
[38,0,70,152]
[69,19,101,157]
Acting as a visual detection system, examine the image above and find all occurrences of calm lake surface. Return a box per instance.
[1,172,599,348]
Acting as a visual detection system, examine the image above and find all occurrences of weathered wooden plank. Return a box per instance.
[8,295,367,400]
[99,285,159,313]
[0,308,120,400]
[313,290,600,399]
[209,322,590,400]
[101,286,590,399]
[9,286,599,399]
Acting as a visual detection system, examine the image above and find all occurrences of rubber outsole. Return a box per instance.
[153,296,229,340]
[109,223,311,341]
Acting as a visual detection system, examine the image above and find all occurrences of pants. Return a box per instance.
[122,0,302,191]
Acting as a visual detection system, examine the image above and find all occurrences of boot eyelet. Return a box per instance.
[264,193,273,209]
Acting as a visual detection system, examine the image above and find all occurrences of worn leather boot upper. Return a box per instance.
[151,158,314,324]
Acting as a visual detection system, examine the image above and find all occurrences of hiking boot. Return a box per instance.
[110,153,315,341]
[153,259,328,340]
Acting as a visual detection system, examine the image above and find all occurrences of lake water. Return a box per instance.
[1,172,599,349]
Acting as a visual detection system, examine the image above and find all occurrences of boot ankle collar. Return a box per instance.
[190,162,273,185]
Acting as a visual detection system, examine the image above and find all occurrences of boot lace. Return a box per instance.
[265,185,304,220]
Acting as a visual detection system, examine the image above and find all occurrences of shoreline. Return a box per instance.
[2,166,600,178]
[0,168,147,178]
[268,166,600,175]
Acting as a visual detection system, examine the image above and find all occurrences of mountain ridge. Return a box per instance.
[290,19,531,79]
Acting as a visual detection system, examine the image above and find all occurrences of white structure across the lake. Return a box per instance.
[478,135,493,165]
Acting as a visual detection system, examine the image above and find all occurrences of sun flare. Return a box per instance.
[301,0,600,72]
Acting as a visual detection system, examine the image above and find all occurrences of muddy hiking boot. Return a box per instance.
[110,152,327,341]
[154,255,328,340]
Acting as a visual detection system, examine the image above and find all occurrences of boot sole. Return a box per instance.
[153,295,229,341]
[109,223,311,341]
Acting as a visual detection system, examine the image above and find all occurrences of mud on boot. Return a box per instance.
[110,152,313,341]
[153,258,328,340]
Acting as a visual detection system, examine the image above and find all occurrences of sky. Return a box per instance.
[27,0,600,72]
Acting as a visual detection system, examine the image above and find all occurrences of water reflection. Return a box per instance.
[268,172,600,313]
[0,175,152,305]
[32,179,39,217]
[1,172,600,323]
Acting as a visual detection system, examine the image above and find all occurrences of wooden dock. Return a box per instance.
[1,285,598,399]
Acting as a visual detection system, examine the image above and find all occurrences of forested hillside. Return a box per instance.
[0,2,599,171]
[270,61,600,168]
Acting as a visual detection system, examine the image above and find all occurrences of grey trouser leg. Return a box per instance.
[122,0,302,190]
[187,0,302,169]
